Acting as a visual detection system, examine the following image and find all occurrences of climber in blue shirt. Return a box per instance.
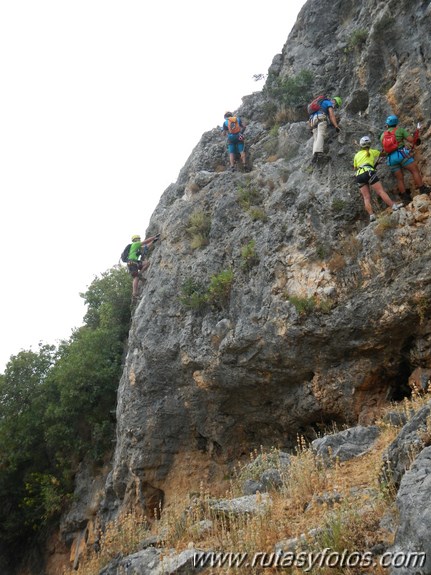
[308,96,342,163]
[222,111,247,172]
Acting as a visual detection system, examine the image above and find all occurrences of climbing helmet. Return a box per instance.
[360,136,372,148]
[386,115,399,127]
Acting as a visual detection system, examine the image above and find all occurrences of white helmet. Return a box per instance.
[360,136,372,148]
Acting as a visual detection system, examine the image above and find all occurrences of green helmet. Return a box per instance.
[333,96,342,108]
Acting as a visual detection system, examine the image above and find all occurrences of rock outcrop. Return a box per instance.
[390,446,431,574]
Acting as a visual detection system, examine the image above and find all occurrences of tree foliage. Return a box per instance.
[0,265,131,557]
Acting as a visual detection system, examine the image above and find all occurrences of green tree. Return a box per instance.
[44,325,123,466]
[44,265,132,470]
[82,264,131,334]
[0,345,57,549]
[0,265,132,558]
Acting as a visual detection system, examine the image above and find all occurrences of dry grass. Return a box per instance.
[374,214,397,237]
[65,511,149,575]
[327,252,346,273]
[266,154,279,163]
[338,234,361,259]
[186,209,211,249]
[66,390,431,575]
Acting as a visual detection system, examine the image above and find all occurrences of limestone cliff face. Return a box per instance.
[103,0,431,518]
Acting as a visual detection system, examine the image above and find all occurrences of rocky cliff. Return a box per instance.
[60,0,431,569]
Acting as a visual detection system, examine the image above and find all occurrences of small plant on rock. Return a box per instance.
[331,198,346,213]
[285,294,316,315]
[374,214,397,237]
[263,69,314,109]
[249,207,268,222]
[207,269,234,308]
[179,278,207,310]
[237,182,261,211]
[346,28,368,52]
[186,210,211,249]
[240,240,259,271]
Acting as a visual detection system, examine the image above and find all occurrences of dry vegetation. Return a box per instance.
[66,389,431,575]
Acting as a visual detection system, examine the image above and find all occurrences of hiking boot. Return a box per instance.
[312,152,324,164]
[369,214,376,222]
[419,184,431,195]
[228,166,235,173]
[401,192,413,206]
[392,203,403,211]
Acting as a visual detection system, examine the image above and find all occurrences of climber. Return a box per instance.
[126,233,160,300]
[353,135,403,223]
[222,111,247,172]
[308,96,342,163]
[380,115,430,205]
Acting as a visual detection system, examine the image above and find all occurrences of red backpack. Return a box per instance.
[382,129,399,153]
[307,94,327,115]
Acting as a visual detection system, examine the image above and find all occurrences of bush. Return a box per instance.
[179,270,234,312]
[249,207,268,222]
[179,278,208,310]
[207,269,234,308]
[346,28,368,51]
[241,240,259,271]
[237,183,261,211]
[263,69,314,123]
[186,210,211,249]
[284,294,316,315]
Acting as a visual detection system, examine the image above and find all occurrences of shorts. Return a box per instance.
[127,260,146,278]
[386,147,414,173]
[228,141,245,155]
[356,170,379,186]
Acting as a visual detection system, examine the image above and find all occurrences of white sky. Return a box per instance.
[0,0,306,372]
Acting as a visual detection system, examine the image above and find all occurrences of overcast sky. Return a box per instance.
[0,0,307,372]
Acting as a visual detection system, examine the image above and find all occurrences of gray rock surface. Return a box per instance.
[209,493,271,516]
[389,446,431,575]
[382,401,431,487]
[312,425,380,463]
[102,0,431,535]
[99,547,204,575]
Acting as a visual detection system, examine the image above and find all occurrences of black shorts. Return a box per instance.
[356,170,379,186]
[127,260,144,278]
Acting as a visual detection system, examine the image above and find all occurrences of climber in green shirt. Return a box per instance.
[127,233,160,300]
[353,136,402,223]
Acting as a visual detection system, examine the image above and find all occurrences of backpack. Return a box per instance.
[227,116,241,134]
[381,129,399,153]
[120,244,131,263]
[307,94,327,115]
